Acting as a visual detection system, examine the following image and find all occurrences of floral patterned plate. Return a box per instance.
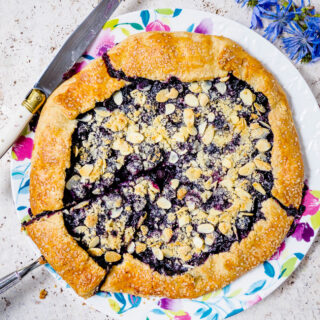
[10,8,320,320]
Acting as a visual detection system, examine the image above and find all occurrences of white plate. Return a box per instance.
[11,8,320,320]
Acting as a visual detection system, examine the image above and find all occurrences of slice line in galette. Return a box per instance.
[24,31,304,299]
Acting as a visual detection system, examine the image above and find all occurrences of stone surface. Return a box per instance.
[0,0,319,319]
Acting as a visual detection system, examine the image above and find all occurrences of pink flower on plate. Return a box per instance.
[94,29,115,57]
[194,18,213,34]
[158,298,182,311]
[270,241,286,260]
[292,222,314,242]
[302,190,320,216]
[146,20,170,32]
[12,136,33,161]
[247,295,262,307]
[174,314,191,320]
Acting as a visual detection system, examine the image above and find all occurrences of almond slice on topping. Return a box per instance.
[238,162,255,176]
[66,175,80,190]
[88,236,99,248]
[162,228,173,243]
[168,151,179,164]
[189,82,202,93]
[113,91,123,105]
[178,215,190,227]
[167,88,179,99]
[202,124,214,145]
[256,139,271,152]
[184,93,199,107]
[253,182,266,195]
[240,88,256,105]
[198,121,207,136]
[157,197,172,209]
[251,127,269,139]
[152,247,164,260]
[177,187,188,200]
[165,103,176,115]
[254,158,272,171]
[183,108,195,127]
[127,242,135,254]
[170,179,180,189]
[185,167,202,181]
[205,234,215,246]
[198,223,214,234]
[135,242,147,254]
[193,236,204,249]
[198,93,209,107]
[104,251,122,263]
[222,158,232,169]
[215,82,227,95]
[218,222,231,235]
[78,164,93,177]
[254,102,266,113]
[156,89,170,102]
[126,130,144,144]
[88,248,104,257]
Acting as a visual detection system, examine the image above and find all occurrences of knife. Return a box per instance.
[0,0,122,159]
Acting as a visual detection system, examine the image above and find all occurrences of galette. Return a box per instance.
[24,31,304,299]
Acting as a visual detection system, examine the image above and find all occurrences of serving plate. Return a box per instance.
[10,8,320,320]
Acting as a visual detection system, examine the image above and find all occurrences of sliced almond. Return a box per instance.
[74,226,88,234]
[111,207,123,219]
[178,214,190,227]
[253,182,266,195]
[193,236,204,249]
[73,201,90,210]
[84,214,98,228]
[256,139,271,152]
[215,82,227,95]
[189,82,202,93]
[198,121,207,136]
[254,158,272,171]
[165,103,176,115]
[205,234,215,246]
[88,236,99,248]
[198,223,214,234]
[157,197,172,209]
[254,102,266,113]
[218,222,231,235]
[104,251,121,263]
[251,127,269,139]
[177,187,188,200]
[198,93,209,107]
[184,93,199,107]
[238,162,255,176]
[88,248,103,257]
[162,228,173,243]
[201,191,212,203]
[156,89,170,102]
[240,88,256,105]
[183,108,195,127]
[152,247,164,260]
[66,175,80,190]
[170,179,180,189]
[235,187,251,200]
[185,167,202,181]
[113,91,123,105]
[126,128,144,144]
[201,81,212,92]
[78,164,93,177]
[222,158,232,169]
[127,242,135,254]
[207,112,215,122]
[135,242,147,254]
[202,124,214,145]
[167,88,179,99]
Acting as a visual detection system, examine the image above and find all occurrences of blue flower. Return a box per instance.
[262,1,296,42]
[282,21,314,62]
[249,0,278,29]
[305,17,320,61]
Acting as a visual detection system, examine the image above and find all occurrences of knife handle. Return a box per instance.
[0,89,46,159]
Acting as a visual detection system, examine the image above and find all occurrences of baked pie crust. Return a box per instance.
[25,32,304,299]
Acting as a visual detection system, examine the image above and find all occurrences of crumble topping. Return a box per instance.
[63,74,274,275]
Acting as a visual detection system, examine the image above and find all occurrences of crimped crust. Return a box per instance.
[28,32,304,299]
[25,212,106,298]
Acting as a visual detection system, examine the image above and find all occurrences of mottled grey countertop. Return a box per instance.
[0,0,320,319]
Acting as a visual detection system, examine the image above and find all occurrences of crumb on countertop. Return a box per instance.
[39,289,48,299]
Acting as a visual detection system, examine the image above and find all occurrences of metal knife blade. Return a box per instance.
[35,0,121,97]
[0,0,122,159]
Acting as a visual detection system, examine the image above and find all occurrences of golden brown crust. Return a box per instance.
[25,212,106,298]
[101,198,293,298]
[30,58,125,215]
[29,31,304,299]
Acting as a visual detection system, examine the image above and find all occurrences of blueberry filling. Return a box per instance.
[57,68,303,276]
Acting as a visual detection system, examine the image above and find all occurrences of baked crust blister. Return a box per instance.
[26,32,304,299]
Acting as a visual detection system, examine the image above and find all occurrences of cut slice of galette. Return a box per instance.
[25,32,304,299]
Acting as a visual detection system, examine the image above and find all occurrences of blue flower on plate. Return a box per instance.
[282,21,314,62]
[249,0,278,29]
[262,0,296,42]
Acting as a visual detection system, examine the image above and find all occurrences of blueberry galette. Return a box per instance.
[25,32,304,299]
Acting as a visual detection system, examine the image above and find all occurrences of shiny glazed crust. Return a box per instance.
[28,32,304,299]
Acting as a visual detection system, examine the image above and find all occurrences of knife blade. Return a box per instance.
[0,0,122,158]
